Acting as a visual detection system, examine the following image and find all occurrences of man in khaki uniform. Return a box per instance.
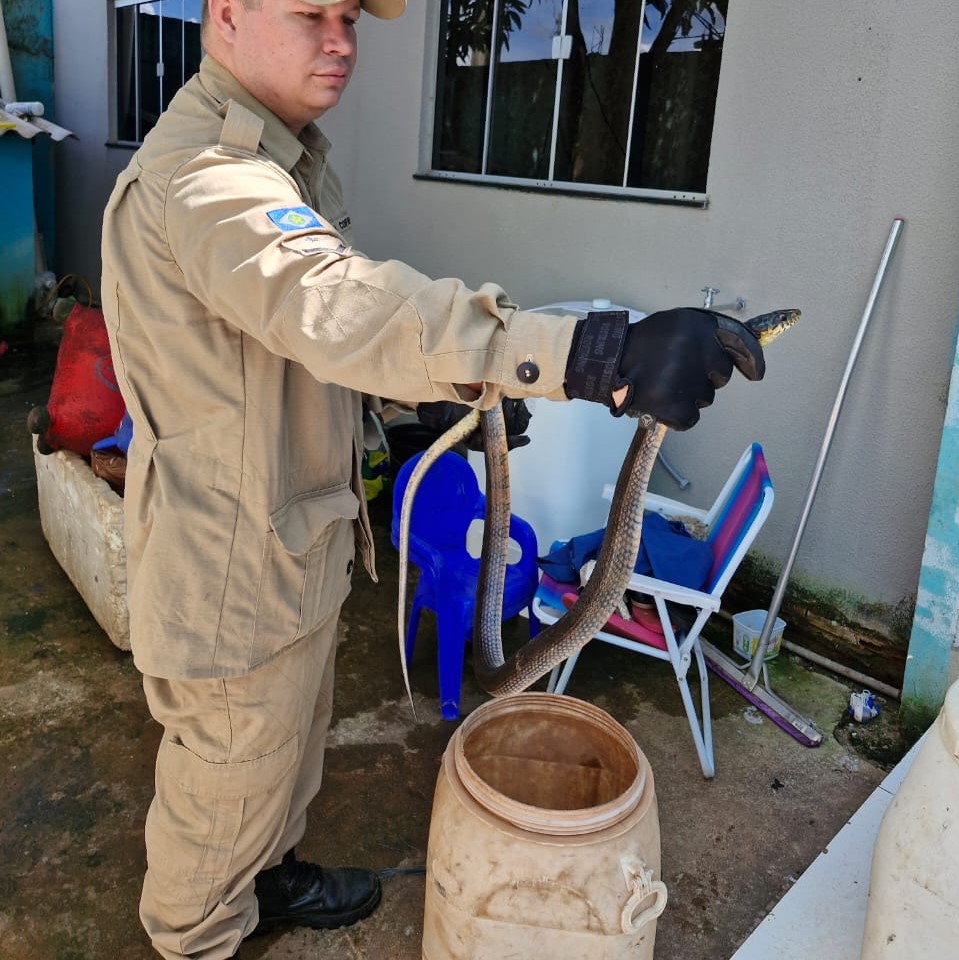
[100,0,765,956]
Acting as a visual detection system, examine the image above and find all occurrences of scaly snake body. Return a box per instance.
[398,310,799,708]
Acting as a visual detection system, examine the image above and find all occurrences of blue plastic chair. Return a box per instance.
[390,450,540,720]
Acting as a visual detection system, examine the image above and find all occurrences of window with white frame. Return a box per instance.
[430,0,728,202]
[114,0,203,143]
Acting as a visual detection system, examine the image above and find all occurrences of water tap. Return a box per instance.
[702,287,747,312]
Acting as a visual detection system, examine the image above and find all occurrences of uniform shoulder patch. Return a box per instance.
[267,206,325,232]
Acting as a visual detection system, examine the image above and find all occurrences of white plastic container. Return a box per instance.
[860,679,959,958]
[732,609,785,661]
[469,299,646,554]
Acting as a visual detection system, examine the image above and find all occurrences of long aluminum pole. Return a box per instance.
[744,218,905,689]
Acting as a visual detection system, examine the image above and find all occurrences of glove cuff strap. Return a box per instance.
[563,311,630,406]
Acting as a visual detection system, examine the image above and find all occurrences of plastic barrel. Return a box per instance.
[860,679,959,957]
[422,693,666,959]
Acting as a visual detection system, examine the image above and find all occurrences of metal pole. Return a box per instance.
[744,218,905,689]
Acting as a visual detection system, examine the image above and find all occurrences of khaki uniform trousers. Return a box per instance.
[139,612,340,960]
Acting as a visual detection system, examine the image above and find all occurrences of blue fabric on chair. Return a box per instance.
[390,450,540,720]
[537,512,713,591]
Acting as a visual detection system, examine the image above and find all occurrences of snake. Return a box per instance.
[397,310,799,710]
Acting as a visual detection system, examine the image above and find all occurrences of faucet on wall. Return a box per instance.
[701,286,747,313]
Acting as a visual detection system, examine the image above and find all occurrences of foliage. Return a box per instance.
[643,0,725,49]
[445,0,725,63]
[445,0,532,61]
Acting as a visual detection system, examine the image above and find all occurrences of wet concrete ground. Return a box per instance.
[0,347,912,959]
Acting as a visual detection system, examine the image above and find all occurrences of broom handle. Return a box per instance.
[744,218,905,689]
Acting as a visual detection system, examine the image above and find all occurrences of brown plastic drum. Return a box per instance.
[422,692,666,960]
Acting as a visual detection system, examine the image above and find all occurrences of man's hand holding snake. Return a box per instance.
[564,307,767,429]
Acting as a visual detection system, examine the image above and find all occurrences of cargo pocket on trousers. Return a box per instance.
[154,733,299,885]
[250,485,359,666]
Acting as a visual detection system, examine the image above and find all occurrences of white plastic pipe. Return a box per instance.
[6,100,43,117]
[0,1,17,102]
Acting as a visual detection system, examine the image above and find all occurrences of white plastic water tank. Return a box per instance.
[859,679,959,958]
[469,298,646,555]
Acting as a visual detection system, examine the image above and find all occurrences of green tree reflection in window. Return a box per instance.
[432,0,728,196]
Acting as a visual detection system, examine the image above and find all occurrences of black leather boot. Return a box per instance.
[253,849,381,933]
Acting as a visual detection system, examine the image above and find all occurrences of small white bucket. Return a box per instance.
[732,609,785,661]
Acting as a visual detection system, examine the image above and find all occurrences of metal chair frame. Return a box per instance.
[532,444,774,778]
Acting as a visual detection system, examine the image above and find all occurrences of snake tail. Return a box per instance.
[396,408,481,717]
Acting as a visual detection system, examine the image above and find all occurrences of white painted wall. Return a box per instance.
[52,6,129,295]
[52,1,959,623]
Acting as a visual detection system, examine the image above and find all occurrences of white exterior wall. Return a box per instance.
[52,6,129,293]
[52,1,959,618]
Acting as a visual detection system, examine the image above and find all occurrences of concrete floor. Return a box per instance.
[0,347,913,960]
[730,739,921,960]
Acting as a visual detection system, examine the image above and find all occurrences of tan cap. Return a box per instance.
[305,0,406,18]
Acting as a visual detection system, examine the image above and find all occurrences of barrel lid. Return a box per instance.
[941,678,959,758]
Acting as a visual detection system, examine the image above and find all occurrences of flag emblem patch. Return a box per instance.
[267,206,324,231]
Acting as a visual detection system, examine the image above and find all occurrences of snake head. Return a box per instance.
[744,309,801,347]
[713,308,800,381]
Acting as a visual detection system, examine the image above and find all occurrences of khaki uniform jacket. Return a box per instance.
[100,57,577,681]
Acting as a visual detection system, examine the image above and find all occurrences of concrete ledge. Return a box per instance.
[33,438,130,650]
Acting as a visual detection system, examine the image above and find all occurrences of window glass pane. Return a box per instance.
[432,0,495,174]
[626,0,727,192]
[160,1,202,112]
[486,0,562,179]
[430,0,725,197]
[179,1,204,86]
[553,0,640,186]
[116,1,201,142]
[116,4,160,141]
[117,7,135,139]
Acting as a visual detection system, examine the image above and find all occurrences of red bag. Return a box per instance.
[28,302,126,456]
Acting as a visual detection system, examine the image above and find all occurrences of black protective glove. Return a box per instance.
[415,398,532,450]
[563,307,765,430]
